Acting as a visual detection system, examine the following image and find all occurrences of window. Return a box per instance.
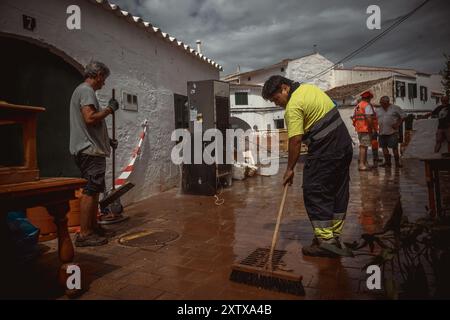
[408,83,417,99]
[420,86,428,101]
[274,119,285,129]
[235,92,248,105]
[253,125,258,131]
[122,92,138,111]
[395,81,405,98]
[267,124,271,131]
[174,94,188,130]
[247,77,251,81]
[281,67,285,72]
[173,94,188,144]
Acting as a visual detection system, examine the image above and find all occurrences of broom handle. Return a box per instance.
[267,184,289,271]
[112,89,116,191]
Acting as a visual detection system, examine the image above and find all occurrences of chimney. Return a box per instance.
[196,40,202,55]
[313,44,318,54]
[237,65,241,73]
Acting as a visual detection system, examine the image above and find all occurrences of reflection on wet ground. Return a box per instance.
[4,157,449,299]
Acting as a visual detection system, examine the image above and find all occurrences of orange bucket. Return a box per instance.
[67,189,82,227]
[26,189,82,240]
[26,206,57,235]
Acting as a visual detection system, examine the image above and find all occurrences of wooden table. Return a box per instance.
[0,177,86,294]
[0,102,45,184]
[421,157,450,217]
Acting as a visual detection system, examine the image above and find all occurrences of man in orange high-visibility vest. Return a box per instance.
[352,91,375,171]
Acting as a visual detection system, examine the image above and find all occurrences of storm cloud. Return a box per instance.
[112,0,450,75]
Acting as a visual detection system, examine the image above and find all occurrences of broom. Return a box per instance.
[229,184,304,296]
[98,89,134,214]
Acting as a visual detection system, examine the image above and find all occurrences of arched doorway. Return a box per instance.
[230,116,251,131]
[0,36,83,177]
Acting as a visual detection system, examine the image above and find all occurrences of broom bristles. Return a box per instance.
[230,268,305,296]
[99,182,135,209]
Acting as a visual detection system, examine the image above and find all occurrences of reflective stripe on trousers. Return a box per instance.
[311,213,346,240]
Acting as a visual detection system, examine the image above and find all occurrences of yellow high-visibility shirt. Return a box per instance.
[284,83,335,138]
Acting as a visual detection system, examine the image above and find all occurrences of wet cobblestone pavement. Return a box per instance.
[5,157,450,299]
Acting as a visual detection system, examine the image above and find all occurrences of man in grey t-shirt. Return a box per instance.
[377,96,406,168]
[70,61,119,247]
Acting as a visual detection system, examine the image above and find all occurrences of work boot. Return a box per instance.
[332,237,355,257]
[94,226,116,238]
[75,233,108,247]
[319,238,354,257]
[317,237,354,257]
[302,238,339,258]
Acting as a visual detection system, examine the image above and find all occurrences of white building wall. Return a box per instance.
[230,87,273,108]
[287,54,334,90]
[429,74,444,93]
[248,90,273,108]
[230,86,284,131]
[239,67,286,85]
[334,70,443,111]
[416,74,444,108]
[238,53,335,90]
[0,0,219,203]
[393,75,438,111]
[414,75,439,110]
[333,69,396,87]
[393,77,416,110]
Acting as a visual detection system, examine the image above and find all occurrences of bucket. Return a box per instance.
[67,189,82,227]
[26,206,57,235]
[26,189,82,240]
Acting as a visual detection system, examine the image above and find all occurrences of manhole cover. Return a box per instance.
[118,229,179,248]
[239,248,287,269]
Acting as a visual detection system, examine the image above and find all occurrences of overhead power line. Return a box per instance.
[306,0,432,81]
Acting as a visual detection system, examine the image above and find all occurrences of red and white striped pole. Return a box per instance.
[114,119,148,188]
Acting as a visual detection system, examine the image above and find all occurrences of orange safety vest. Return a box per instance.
[352,100,378,133]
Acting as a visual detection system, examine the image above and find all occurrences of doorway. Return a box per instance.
[0,36,83,177]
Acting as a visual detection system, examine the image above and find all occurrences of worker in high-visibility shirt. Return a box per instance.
[262,76,353,258]
[352,91,376,171]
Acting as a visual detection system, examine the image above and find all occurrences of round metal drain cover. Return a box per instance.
[119,229,179,248]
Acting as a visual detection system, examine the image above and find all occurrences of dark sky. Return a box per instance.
[112,0,450,75]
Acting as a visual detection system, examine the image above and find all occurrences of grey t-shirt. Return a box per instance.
[69,82,111,157]
[376,104,406,136]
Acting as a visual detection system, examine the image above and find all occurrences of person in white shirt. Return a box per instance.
[377,96,406,168]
